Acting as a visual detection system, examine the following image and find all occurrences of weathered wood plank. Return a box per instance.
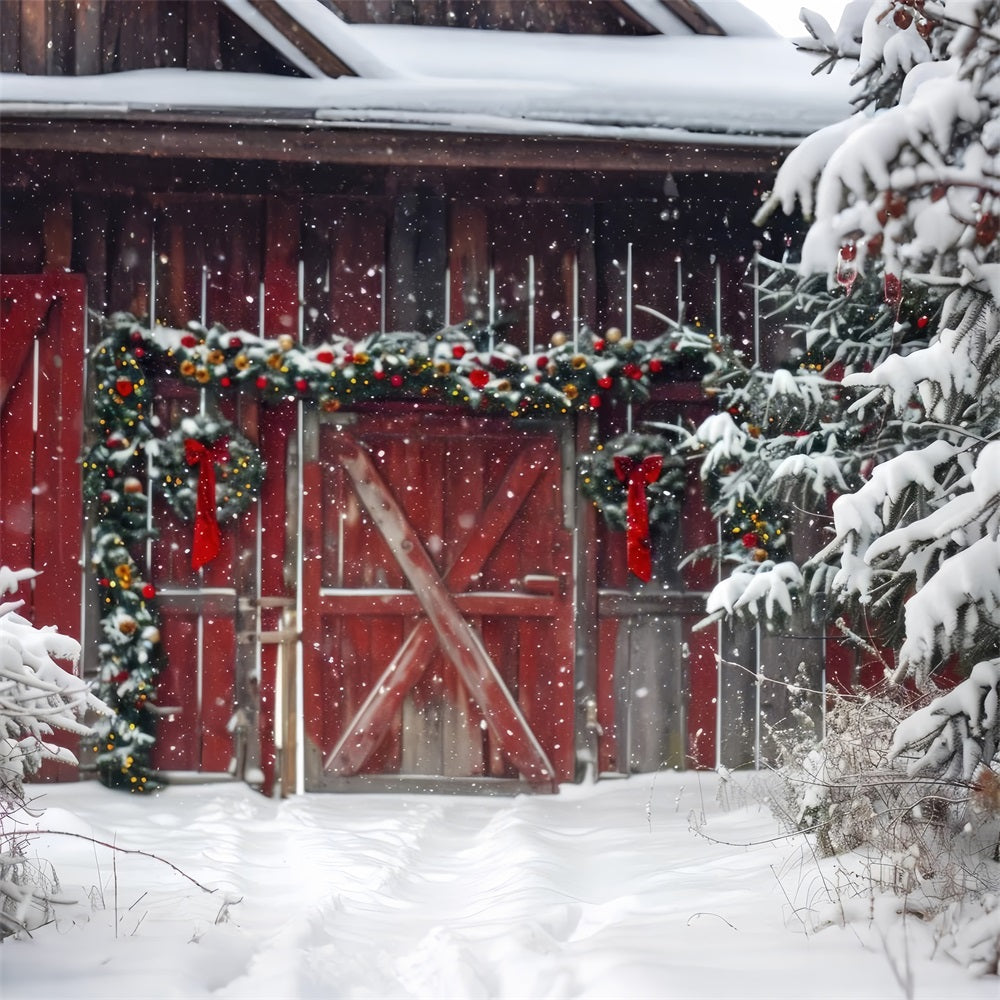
[0,121,787,174]
[18,0,46,74]
[73,0,102,75]
[0,0,21,73]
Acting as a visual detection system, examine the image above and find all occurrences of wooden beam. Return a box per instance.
[244,0,357,77]
[662,0,725,35]
[0,119,789,174]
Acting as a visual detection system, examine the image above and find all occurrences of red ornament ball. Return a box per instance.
[469,369,490,389]
[116,379,134,397]
[741,532,759,549]
[315,350,334,365]
[220,376,232,387]
[916,315,929,329]
[256,375,268,390]
[181,334,199,349]
[649,358,664,374]
[588,394,602,408]
[390,373,405,388]
[592,339,605,352]
[295,378,309,392]
[373,369,386,381]
[597,376,614,390]
[141,583,156,600]
[893,8,912,29]
[536,356,549,370]
[229,337,243,350]
[130,330,144,344]
[98,577,110,588]
[451,345,466,360]
[134,347,145,360]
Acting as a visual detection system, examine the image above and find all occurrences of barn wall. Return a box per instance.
[1,144,833,781]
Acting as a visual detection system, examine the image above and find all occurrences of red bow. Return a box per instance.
[615,454,662,582]
[184,437,229,570]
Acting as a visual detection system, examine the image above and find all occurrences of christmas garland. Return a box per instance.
[82,313,712,790]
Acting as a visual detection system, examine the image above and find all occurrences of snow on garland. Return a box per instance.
[81,313,713,790]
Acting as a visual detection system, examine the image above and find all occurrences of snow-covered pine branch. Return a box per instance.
[890,657,1000,780]
[0,569,104,804]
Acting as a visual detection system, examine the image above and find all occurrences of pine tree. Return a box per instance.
[697,1,1000,787]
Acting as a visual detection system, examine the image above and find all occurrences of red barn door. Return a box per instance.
[301,409,576,791]
[0,274,85,635]
[0,274,86,780]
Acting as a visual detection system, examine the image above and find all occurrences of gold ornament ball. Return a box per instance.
[605,327,623,344]
[119,616,138,635]
[276,334,296,352]
[122,477,144,495]
[142,626,161,644]
[752,547,768,563]
[550,331,567,347]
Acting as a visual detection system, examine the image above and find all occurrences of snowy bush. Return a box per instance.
[0,565,104,937]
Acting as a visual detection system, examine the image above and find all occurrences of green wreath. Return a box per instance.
[579,432,686,531]
[155,414,265,523]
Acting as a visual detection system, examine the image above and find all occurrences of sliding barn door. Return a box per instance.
[301,409,576,791]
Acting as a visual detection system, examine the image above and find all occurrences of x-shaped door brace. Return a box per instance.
[323,433,558,789]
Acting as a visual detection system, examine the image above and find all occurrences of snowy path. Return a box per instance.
[3,772,994,998]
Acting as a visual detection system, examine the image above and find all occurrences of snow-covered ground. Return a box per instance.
[3,771,995,999]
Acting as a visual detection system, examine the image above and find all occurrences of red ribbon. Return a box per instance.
[615,454,662,582]
[184,437,229,570]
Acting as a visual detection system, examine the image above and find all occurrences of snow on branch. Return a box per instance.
[0,569,105,803]
[890,657,1000,780]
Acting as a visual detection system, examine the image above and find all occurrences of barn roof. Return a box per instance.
[0,0,854,169]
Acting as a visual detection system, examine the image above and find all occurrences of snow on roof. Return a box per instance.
[0,3,854,147]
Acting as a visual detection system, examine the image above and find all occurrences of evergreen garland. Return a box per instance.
[82,313,713,790]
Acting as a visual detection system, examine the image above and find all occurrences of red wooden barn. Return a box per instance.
[0,0,852,793]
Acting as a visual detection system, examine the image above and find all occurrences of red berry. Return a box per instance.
[295,378,308,392]
[975,214,997,247]
[469,369,490,389]
[649,358,664,374]
[536,356,549,370]
[390,373,404,387]
[451,345,466,360]
[373,369,386,381]
[741,532,759,549]
[916,315,929,329]
[315,350,334,365]
[220,376,231,387]
[229,337,243,349]
[592,339,605,352]
[181,334,198,349]
[839,243,857,261]
[588,394,602,408]
[256,375,268,390]
[597,376,614,389]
